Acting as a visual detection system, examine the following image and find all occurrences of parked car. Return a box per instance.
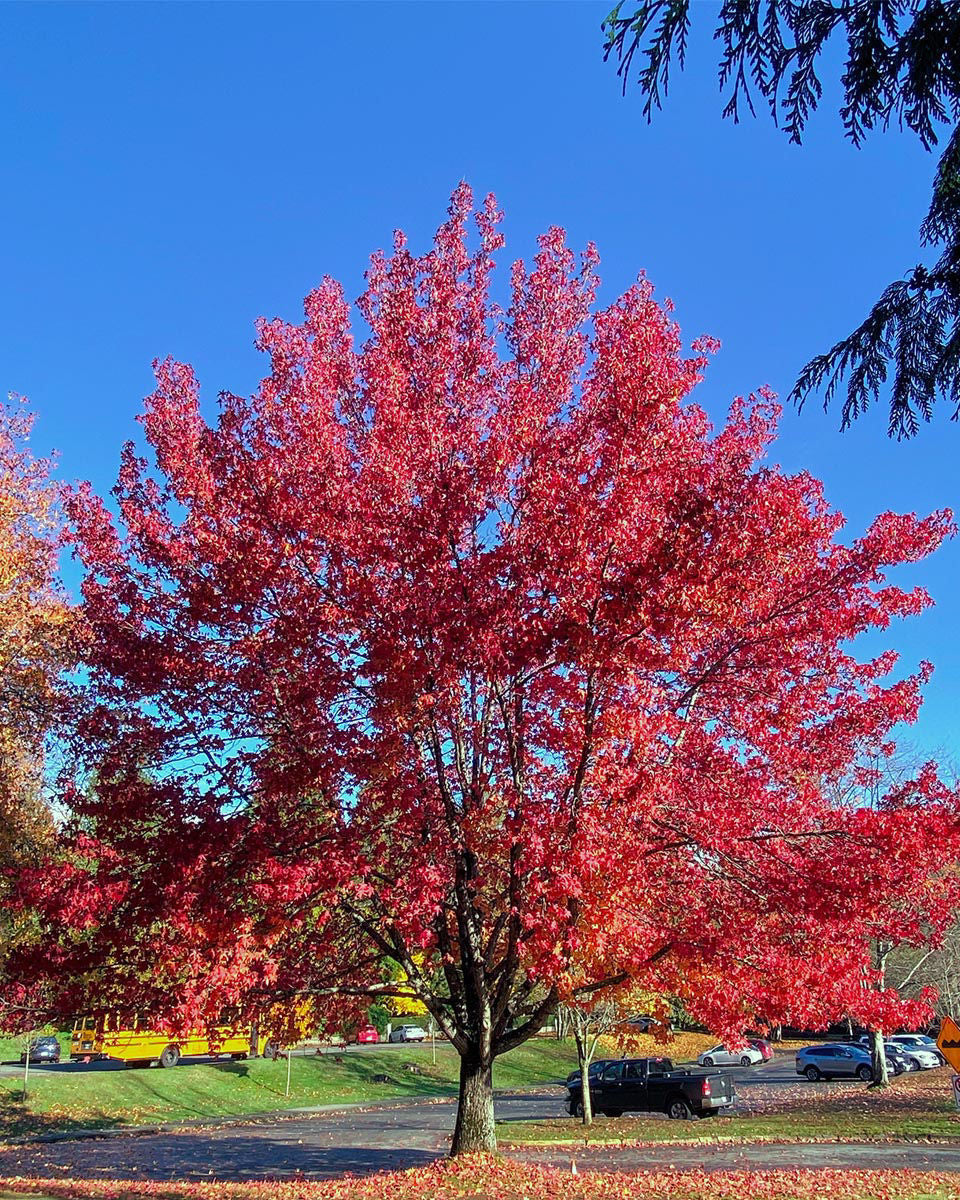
[565,1058,617,1087]
[880,1043,911,1075]
[893,1044,941,1071]
[389,1024,427,1043]
[627,1015,673,1034]
[796,1043,895,1082]
[697,1043,764,1068]
[20,1036,60,1065]
[748,1038,773,1061]
[856,1037,917,1074]
[889,1034,945,1065]
[356,1025,380,1044]
[567,1056,736,1120]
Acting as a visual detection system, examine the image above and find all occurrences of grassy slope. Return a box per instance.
[0,1038,579,1140]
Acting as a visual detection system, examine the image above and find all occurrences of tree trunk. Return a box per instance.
[576,1036,594,1126]
[450,1049,496,1155]
[869,942,891,1088]
[869,1027,889,1088]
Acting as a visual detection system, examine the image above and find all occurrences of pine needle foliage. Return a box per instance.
[603,0,960,437]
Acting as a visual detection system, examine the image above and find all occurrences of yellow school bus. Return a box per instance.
[71,1014,276,1067]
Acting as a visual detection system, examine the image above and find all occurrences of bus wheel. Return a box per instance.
[159,1045,181,1069]
[231,1052,247,1060]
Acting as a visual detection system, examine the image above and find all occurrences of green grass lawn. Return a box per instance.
[498,1107,960,1146]
[0,1037,578,1140]
[498,1067,960,1147]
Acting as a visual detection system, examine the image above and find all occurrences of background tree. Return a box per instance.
[887,923,960,1020]
[10,188,960,1156]
[0,397,73,1033]
[0,398,68,869]
[603,0,960,438]
[559,981,660,1125]
[0,398,74,1014]
[830,745,959,1084]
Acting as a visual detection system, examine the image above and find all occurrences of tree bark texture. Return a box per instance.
[869,1027,890,1088]
[576,1033,594,1126]
[450,1050,497,1155]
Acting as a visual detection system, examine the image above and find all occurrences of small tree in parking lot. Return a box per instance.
[560,983,661,1125]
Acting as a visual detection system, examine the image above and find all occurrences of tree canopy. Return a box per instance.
[6,188,959,1154]
[0,399,69,872]
[0,398,73,1025]
[603,0,960,438]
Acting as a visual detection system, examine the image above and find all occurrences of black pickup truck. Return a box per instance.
[566,1056,735,1120]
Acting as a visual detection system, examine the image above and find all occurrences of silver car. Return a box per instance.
[888,1034,945,1065]
[796,1043,892,1082]
[697,1043,764,1067]
[388,1024,427,1043]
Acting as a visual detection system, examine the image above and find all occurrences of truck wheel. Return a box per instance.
[856,1064,874,1082]
[159,1045,181,1069]
[570,1099,585,1118]
[666,1097,693,1120]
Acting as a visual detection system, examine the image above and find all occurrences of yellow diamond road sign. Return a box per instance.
[937,1016,960,1073]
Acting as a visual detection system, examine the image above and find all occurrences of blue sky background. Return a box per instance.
[1,1,956,763]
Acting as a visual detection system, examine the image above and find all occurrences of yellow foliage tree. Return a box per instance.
[386,955,430,1019]
[0,398,72,874]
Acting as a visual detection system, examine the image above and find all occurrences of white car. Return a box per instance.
[903,1047,943,1070]
[888,1035,944,1067]
[389,1024,427,1043]
[697,1043,764,1067]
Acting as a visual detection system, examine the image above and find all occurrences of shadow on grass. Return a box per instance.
[204,1053,458,1103]
[0,1091,125,1141]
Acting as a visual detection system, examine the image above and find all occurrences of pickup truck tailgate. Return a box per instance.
[703,1071,736,1107]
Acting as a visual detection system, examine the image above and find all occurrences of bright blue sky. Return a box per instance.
[1,2,956,763]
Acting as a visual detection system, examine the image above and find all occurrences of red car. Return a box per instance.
[356,1025,380,1044]
[749,1038,773,1061]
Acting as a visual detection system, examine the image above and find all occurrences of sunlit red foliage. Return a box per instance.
[5,187,960,1152]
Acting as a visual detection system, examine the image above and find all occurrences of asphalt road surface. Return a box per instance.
[1,1059,957,1181]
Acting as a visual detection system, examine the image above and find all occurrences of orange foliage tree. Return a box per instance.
[0,398,70,872]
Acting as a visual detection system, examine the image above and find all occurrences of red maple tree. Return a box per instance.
[10,187,960,1153]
